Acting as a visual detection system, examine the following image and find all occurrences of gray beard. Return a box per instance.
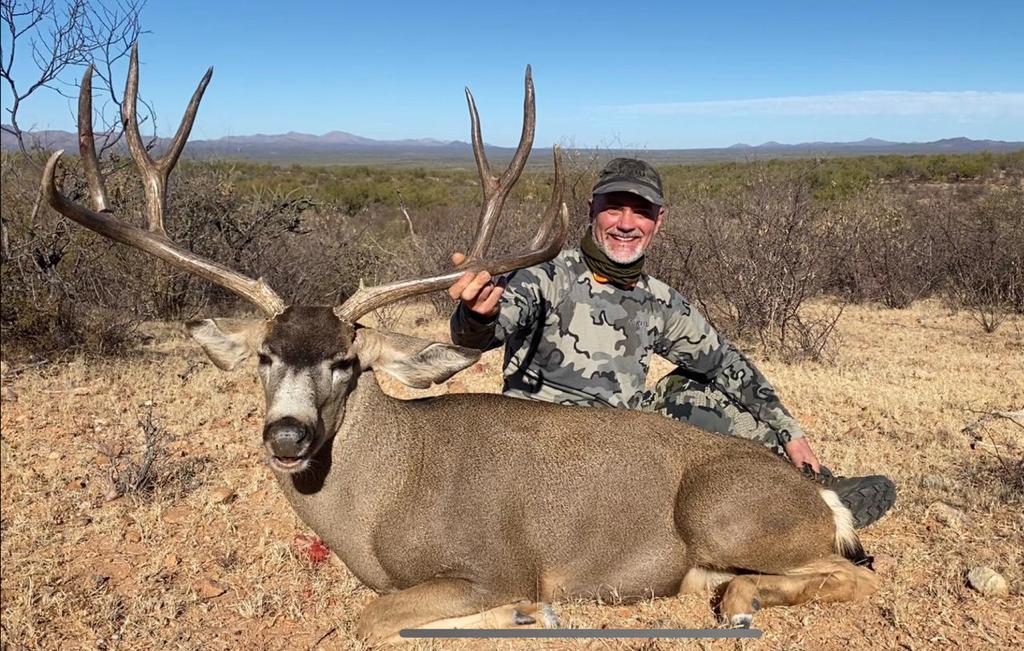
[595,233,645,264]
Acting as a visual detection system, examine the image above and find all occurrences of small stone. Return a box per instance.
[48,451,61,460]
[209,486,236,505]
[124,529,141,543]
[94,559,132,583]
[872,553,897,575]
[967,567,1009,596]
[921,474,947,490]
[930,502,970,529]
[161,505,191,525]
[163,553,180,570]
[122,543,147,556]
[196,578,227,599]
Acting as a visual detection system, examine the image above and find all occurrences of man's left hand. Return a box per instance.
[783,437,821,473]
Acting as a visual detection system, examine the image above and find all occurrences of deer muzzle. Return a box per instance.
[263,416,314,471]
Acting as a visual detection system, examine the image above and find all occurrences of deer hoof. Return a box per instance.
[511,601,560,628]
[538,603,560,628]
[513,610,536,625]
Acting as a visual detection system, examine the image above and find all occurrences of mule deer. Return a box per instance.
[43,46,879,645]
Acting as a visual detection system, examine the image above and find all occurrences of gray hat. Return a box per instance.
[592,157,665,206]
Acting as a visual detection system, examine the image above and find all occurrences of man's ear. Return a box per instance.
[653,206,665,236]
[353,328,480,389]
[185,318,268,371]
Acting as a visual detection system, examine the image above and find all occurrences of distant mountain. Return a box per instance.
[0,127,469,156]
[3,126,1021,164]
[723,136,1021,154]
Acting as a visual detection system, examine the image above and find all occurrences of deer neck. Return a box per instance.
[272,370,413,591]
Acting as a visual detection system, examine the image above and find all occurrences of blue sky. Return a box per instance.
[3,1,1023,148]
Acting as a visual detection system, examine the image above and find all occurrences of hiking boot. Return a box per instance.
[803,465,897,529]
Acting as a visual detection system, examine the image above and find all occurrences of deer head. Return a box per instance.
[42,46,567,474]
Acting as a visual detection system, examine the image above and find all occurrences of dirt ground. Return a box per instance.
[1,300,1022,650]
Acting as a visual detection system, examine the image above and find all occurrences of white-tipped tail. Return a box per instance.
[819,488,858,556]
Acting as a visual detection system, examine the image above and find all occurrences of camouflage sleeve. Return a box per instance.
[449,304,502,350]
[655,292,807,443]
[449,264,549,351]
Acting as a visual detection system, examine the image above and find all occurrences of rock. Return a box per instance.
[930,502,970,529]
[872,552,897,575]
[967,567,1009,596]
[161,505,192,525]
[209,486,236,505]
[196,578,227,599]
[93,559,132,583]
[122,543,147,556]
[124,529,142,543]
[163,553,180,570]
[921,474,947,490]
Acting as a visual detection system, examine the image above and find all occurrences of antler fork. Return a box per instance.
[334,67,568,323]
[42,45,286,316]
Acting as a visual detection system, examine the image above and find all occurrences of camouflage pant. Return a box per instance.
[640,369,787,457]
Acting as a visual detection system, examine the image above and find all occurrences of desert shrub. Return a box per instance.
[826,187,943,308]
[3,149,1021,357]
[652,164,842,362]
[939,187,1024,332]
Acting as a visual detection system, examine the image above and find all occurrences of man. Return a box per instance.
[449,158,895,529]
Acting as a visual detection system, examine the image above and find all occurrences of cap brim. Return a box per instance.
[592,181,663,206]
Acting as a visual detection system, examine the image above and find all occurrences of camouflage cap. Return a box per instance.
[592,158,665,206]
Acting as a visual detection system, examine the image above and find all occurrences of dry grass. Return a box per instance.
[1,301,1022,650]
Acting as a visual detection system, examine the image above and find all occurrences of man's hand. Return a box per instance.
[448,252,504,319]
[783,437,821,473]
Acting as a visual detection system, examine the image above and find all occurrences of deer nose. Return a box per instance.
[263,417,313,457]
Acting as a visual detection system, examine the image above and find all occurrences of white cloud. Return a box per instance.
[606,91,1024,118]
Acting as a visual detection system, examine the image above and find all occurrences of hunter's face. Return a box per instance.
[590,192,664,264]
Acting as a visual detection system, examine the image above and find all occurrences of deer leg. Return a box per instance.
[718,556,879,628]
[356,578,557,646]
[679,566,734,595]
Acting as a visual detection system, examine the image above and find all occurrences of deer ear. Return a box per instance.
[186,318,267,371]
[353,328,480,389]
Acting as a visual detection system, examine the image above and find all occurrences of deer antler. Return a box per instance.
[42,45,286,316]
[335,67,568,323]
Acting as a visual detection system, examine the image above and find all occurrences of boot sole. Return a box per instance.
[839,477,897,529]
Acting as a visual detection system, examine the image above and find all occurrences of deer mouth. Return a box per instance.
[269,454,309,473]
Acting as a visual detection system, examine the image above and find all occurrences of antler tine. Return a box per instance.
[334,146,568,324]
[465,87,495,196]
[78,65,110,212]
[464,66,536,261]
[530,144,565,250]
[43,46,286,317]
[122,43,212,236]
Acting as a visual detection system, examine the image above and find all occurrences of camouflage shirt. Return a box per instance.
[450,248,806,441]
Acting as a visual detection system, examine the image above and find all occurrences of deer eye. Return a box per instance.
[257,353,272,366]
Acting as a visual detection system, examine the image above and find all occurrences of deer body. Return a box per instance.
[43,50,880,645]
[277,369,836,602]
